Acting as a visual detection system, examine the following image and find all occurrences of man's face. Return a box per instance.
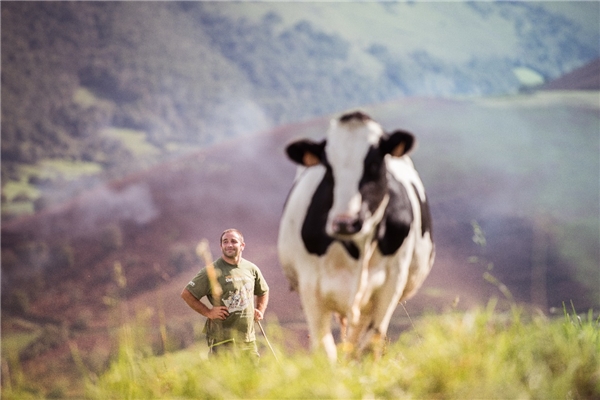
[220,231,245,260]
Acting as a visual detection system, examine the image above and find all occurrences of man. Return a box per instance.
[181,229,269,359]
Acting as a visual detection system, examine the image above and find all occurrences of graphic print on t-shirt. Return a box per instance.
[222,278,253,313]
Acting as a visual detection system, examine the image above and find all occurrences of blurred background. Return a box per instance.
[2,1,598,394]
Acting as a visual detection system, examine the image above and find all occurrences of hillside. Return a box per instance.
[2,2,598,394]
[2,1,598,219]
[7,88,598,311]
[2,88,599,393]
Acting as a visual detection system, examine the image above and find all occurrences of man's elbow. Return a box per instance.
[258,291,269,305]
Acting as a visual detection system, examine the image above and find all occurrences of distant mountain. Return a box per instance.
[2,1,598,219]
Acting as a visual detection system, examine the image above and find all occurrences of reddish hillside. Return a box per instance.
[0,114,512,332]
[540,58,600,90]
[2,93,597,389]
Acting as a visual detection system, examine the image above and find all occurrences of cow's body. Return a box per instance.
[278,111,434,360]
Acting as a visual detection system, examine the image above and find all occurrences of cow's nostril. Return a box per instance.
[332,216,362,235]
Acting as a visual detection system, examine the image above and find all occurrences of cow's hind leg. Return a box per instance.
[334,313,347,342]
[357,266,409,358]
[357,323,385,360]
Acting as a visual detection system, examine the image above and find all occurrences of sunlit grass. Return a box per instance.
[78,301,599,399]
[1,201,35,217]
[101,127,161,157]
[1,332,41,357]
[393,301,599,399]
[2,160,105,217]
[2,179,41,203]
[73,87,101,108]
[1,301,598,399]
[15,159,103,182]
[36,159,104,180]
[3,160,103,202]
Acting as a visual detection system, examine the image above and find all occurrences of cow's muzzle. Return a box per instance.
[330,215,363,236]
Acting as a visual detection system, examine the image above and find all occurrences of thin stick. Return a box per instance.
[196,239,222,304]
[256,320,280,363]
[401,301,423,343]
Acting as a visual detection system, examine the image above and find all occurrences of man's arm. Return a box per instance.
[181,288,229,320]
[254,291,269,321]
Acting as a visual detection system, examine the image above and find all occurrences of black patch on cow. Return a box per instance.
[359,147,388,215]
[339,111,371,123]
[342,241,360,259]
[377,174,413,255]
[300,166,362,260]
[381,130,415,156]
[411,183,433,237]
[286,139,326,165]
[301,168,335,256]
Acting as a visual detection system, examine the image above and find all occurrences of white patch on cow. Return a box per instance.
[325,117,384,237]
[319,242,362,312]
[278,164,327,289]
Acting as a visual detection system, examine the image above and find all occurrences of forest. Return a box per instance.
[5,1,596,219]
[2,2,391,217]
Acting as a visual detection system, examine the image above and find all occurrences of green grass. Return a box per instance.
[2,302,598,399]
[58,302,599,399]
[73,87,101,109]
[2,159,104,217]
[3,159,103,203]
[16,159,103,183]
[35,159,103,180]
[101,127,161,157]
[2,179,41,204]
[1,332,41,358]
[1,201,35,217]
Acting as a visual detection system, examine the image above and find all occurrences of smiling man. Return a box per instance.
[181,229,270,359]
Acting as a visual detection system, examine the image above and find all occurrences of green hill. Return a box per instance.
[2,2,597,219]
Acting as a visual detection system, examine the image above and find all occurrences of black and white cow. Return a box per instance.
[278,111,435,360]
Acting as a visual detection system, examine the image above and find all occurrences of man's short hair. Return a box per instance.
[220,228,244,244]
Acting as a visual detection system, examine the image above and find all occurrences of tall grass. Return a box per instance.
[3,232,597,399]
[2,302,598,399]
[83,300,598,399]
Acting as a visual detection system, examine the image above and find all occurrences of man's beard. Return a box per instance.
[224,248,238,257]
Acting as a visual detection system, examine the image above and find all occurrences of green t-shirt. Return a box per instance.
[185,257,269,343]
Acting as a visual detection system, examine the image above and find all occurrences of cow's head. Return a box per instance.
[286,111,415,240]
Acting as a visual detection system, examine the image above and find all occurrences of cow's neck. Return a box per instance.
[341,193,389,258]
[347,193,389,326]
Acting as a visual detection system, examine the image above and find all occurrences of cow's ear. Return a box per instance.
[286,139,326,166]
[381,130,415,157]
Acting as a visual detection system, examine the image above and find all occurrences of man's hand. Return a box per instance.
[181,289,229,320]
[255,292,268,321]
[207,306,229,320]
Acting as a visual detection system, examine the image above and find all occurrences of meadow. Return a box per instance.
[3,300,598,399]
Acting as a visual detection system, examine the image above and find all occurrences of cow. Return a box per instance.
[277,110,435,361]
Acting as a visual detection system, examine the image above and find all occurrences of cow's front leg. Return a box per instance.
[357,260,410,358]
[299,283,337,362]
[345,310,373,359]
